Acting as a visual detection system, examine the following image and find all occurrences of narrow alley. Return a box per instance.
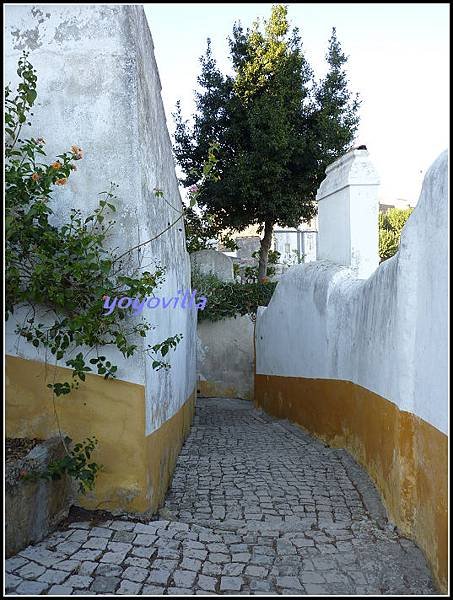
[6,398,437,595]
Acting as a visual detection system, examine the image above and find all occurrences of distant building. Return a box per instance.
[273,218,318,265]
[379,199,415,213]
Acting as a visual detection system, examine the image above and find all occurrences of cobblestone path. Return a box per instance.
[6,398,437,595]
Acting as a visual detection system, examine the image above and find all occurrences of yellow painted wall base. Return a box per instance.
[197,379,252,401]
[6,355,195,514]
[255,374,448,592]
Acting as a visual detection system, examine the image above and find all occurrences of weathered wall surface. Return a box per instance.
[191,248,234,282]
[191,249,254,400]
[255,151,448,590]
[197,315,255,400]
[6,438,75,556]
[5,5,196,513]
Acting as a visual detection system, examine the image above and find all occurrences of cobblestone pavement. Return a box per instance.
[6,398,438,595]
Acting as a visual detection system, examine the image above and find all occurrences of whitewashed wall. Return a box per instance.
[5,5,196,434]
[317,149,380,279]
[256,151,448,434]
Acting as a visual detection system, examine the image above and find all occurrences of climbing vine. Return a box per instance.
[5,53,182,491]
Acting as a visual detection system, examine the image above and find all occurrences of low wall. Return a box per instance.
[197,315,254,400]
[6,438,75,557]
[255,151,448,591]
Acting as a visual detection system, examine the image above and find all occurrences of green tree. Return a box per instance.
[174,4,360,279]
[379,207,413,262]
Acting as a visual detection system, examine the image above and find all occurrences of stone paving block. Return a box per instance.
[47,585,74,595]
[55,541,83,555]
[5,573,23,591]
[68,529,90,542]
[123,556,150,569]
[142,585,166,594]
[304,583,330,594]
[78,561,98,576]
[71,548,103,562]
[19,547,65,567]
[277,575,304,590]
[245,564,269,577]
[90,575,121,593]
[100,551,128,564]
[223,562,245,576]
[17,561,46,579]
[180,557,202,571]
[110,520,136,532]
[220,575,243,591]
[157,548,180,560]
[197,574,217,591]
[133,522,159,534]
[131,545,157,559]
[107,541,133,553]
[88,526,113,538]
[168,521,190,532]
[54,559,81,572]
[250,579,273,592]
[167,587,193,595]
[301,571,326,583]
[112,530,136,543]
[15,580,49,595]
[133,533,157,546]
[173,569,197,587]
[65,574,93,588]
[5,556,28,573]
[122,566,148,583]
[117,579,143,594]
[184,547,208,561]
[95,563,123,577]
[209,552,230,564]
[83,536,109,550]
[151,558,178,571]
[232,552,251,563]
[147,569,172,585]
[201,561,222,575]
[37,569,69,584]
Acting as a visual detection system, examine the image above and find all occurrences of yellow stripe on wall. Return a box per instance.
[255,373,447,593]
[6,354,195,515]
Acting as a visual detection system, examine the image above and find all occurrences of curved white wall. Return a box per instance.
[256,150,448,434]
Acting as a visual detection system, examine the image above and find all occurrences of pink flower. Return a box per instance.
[71,145,83,160]
[188,185,199,194]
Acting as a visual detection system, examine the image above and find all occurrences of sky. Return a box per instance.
[144,3,449,205]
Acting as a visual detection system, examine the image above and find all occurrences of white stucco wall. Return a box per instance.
[5,5,196,434]
[317,149,380,279]
[191,249,234,282]
[256,151,448,434]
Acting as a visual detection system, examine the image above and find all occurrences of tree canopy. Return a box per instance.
[174,4,360,278]
[379,207,414,262]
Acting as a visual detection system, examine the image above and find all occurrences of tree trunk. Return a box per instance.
[257,221,274,281]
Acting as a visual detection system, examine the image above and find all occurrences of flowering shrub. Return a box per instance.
[5,53,182,491]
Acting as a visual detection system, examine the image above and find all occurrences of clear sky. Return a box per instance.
[144,3,449,204]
